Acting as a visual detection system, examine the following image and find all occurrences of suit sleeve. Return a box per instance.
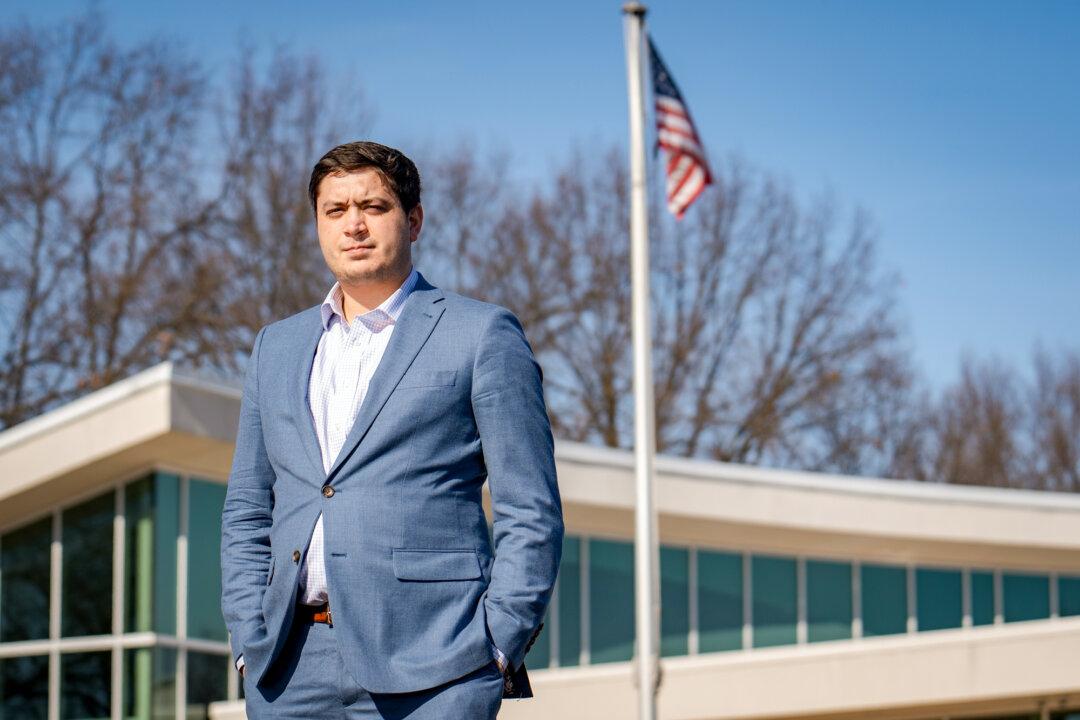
[220,326,274,668]
[472,307,564,671]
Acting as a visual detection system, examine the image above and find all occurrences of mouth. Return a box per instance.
[343,245,373,254]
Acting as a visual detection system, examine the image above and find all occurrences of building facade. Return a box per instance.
[1,363,1078,720]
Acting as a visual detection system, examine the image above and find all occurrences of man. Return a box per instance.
[221,141,563,719]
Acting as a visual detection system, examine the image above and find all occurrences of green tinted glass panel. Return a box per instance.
[697,549,742,652]
[1060,576,1080,617]
[861,563,907,637]
[61,651,111,719]
[1003,572,1049,622]
[917,568,962,631]
[807,559,851,642]
[0,654,48,719]
[1,517,51,642]
[62,491,114,637]
[558,536,581,667]
[971,570,995,626]
[752,555,796,647]
[589,538,634,664]
[124,646,176,720]
[527,607,551,669]
[188,479,228,641]
[187,652,229,720]
[660,547,689,657]
[125,472,179,634]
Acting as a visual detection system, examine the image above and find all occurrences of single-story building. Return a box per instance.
[1,362,1077,720]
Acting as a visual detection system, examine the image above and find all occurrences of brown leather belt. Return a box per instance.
[295,601,333,625]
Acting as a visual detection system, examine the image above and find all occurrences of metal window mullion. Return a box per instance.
[688,547,698,655]
[49,508,62,720]
[1050,571,1059,619]
[962,568,972,628]
[994,569,1004,625]
[580,538,590,666]
[112,482,125,720]
[907,565,917,634]
[852,560,862,639]
[176,474,190,720]
[796,556,807,645]
[742,553,752,650]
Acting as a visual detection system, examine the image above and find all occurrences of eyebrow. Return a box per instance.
[321,195,392,211]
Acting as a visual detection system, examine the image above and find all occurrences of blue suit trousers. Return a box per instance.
[242,613,504,719]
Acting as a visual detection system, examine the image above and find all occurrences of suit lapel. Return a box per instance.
[326,279,446,483]
[288,307,330,481]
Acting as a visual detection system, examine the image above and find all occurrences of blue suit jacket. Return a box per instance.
[220,272,563,695]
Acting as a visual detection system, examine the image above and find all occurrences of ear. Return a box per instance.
[408,203,424,242]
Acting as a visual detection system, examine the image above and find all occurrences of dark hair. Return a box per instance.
[308,141,422,214]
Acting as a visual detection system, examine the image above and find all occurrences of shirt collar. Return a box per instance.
[319,267,419,331]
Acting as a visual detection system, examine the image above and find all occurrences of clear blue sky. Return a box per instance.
[6,0,1079,390]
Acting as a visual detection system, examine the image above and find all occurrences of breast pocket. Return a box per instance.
[397,370,457,390]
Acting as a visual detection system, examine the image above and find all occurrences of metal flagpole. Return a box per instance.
[623,4,660,720]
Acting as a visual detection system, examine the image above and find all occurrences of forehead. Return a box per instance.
[317,167,395,202]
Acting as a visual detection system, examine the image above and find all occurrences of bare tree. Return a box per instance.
[0,12,226,429]
[420,147,915,473]
[216,47,371,347]
[1029,348,1080,491]
[0,14,373,429]
[896,349,1080,493]
[924,356,1025,488]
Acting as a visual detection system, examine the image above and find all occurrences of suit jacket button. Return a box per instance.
[322,484,335,498]
[292,549,301,563]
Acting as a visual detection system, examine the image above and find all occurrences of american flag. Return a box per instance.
[648,36,712,219]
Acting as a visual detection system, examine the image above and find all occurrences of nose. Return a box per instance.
[343,206,366,238]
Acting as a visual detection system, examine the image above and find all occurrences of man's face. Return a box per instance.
[315,167,423,287]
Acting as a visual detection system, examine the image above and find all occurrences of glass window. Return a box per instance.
[62,491,114,637]
[917,567,962,631]
[1003,572,1049,623]
[752,555,796,647]
[557,536,581,667]
[124,647,176,720]
[1,516,52,642]
[660,546,689,657]
[61,651,111,719]
[125,472,179,635]
[971,570,995,625]
[187,652,229,720]
[526,607,551,669]
[861,563,907,637]
[588,538,634,664]
[1060,575,1080,617]
[807,559,852,643]
[188,478,228,641]
[697,549,742,652]
[0,654,49,719]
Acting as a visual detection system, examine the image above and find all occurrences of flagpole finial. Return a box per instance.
[623,2,647,17]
